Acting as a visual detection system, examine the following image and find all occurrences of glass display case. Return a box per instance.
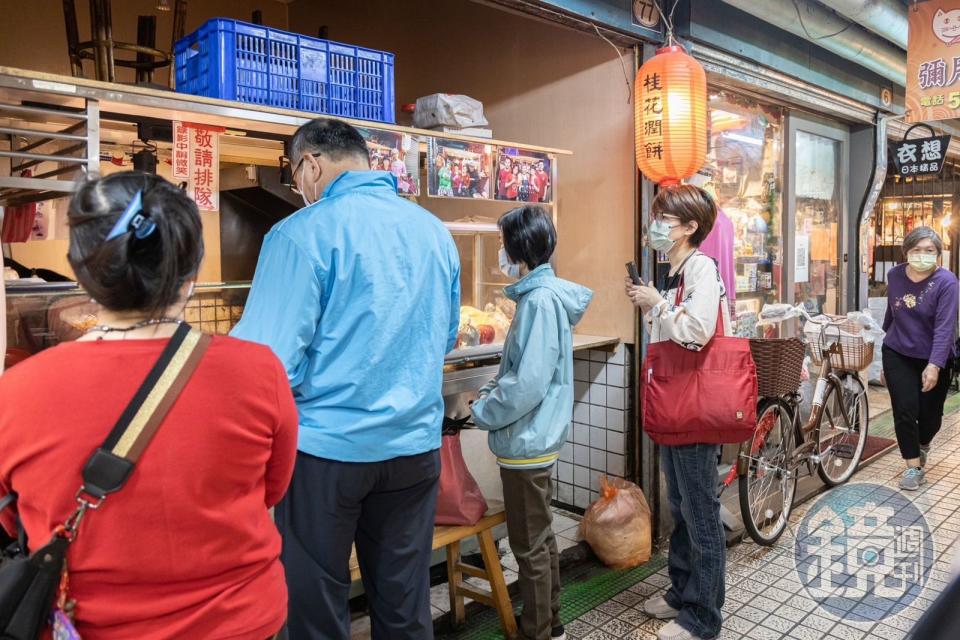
[4,282,250,368]
[706,90,785,337]
[446,219,516,358]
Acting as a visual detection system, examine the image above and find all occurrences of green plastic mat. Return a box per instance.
[869,390,960,441]
[437,554,667,640]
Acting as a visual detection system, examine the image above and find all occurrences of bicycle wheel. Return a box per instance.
[739,398,798,546]
[816,371,869,487]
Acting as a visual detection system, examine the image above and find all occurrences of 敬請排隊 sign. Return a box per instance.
[907,1,960,122]
[890,131,950,177]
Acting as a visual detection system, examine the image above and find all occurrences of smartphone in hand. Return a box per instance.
[625,262,642,286]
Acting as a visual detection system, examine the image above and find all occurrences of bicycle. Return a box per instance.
[722,306,873,546]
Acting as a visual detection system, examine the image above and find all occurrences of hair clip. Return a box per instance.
[105,190,156,242]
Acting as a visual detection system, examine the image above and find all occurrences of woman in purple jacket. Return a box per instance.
[883,226,959,490]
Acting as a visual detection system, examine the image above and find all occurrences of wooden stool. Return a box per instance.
[349,510,517,638]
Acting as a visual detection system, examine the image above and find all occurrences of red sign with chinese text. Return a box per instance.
[172,121,190,179]
[188,125,219,212]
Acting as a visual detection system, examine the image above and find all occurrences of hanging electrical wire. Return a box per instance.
[591,23,632,104]
[653,0,680,44]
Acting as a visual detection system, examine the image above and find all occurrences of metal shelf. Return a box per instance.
[0,95,99,206]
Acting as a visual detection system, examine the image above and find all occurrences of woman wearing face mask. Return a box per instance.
[623,185,727,640]
[882,226,959,491]
[471,206,592,640]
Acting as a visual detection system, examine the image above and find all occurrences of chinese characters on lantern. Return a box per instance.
[634,44,707,185]
[889,135,950,177]
[172,121,190,179]
[641,71,664,164]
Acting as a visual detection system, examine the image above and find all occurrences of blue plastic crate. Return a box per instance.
[174,18,395,124]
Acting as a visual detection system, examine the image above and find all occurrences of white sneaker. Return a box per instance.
[899,466,926,491]
[657,620,704,640]
[643,595,680,619]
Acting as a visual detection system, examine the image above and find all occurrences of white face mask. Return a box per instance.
[649,219,680,253]
[499,247,521,279]
[297,157,320,207]
[908,253,938,272]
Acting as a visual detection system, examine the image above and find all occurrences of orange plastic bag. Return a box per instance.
[580,476,652,569]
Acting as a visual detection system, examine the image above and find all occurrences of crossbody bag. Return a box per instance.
[0,323,211,640]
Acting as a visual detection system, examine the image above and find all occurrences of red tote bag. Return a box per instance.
[435,431,488,526]
[641,277,758,446]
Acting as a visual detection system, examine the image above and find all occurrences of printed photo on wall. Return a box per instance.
[494,148,553,203]
[427,138,493,199]
[357,127,420,196]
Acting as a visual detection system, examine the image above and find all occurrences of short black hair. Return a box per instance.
[498,205,557,271]
[289,118,370,165]
[67,171,204,317]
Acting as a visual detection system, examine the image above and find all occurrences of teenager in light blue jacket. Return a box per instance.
[472,206,592,640]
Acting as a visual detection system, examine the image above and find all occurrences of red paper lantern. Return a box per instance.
[635,45,707,186]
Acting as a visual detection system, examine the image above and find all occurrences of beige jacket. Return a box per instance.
[644,251,731,351]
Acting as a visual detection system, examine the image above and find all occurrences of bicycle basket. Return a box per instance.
[749,338,805,397]
[804,315,874,371]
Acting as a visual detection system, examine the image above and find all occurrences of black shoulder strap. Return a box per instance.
[0,323,210,542]
[80,323,211,499]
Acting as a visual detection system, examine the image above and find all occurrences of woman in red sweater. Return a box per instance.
[0,172,298,640]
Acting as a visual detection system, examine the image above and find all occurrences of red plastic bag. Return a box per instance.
[435,432,488,526]
[580,476,652,569]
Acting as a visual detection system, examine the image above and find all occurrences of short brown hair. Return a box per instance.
[651,184,718,247]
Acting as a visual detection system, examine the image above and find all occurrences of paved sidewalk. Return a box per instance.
[562,408,960,640]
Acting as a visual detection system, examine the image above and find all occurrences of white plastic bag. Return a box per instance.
[413,94,489,129]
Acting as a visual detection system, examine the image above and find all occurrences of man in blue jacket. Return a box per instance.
[233,118,461,640]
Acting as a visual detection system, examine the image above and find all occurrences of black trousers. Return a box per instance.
[882,345,953,461]
[275,449,441,640]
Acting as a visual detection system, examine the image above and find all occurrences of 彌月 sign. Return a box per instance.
[907,1,960,122]
[889,135,950,177]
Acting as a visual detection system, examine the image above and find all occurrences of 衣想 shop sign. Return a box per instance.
[889,126,950,177]
[907,1,960,122]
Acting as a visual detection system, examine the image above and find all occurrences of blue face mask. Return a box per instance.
[499,247,521,279]
[648,219,679,253]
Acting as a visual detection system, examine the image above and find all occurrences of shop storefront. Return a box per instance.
[868,160,960,299]
[0,0,649,517]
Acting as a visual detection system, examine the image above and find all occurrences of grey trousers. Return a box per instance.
[500,465,562,640]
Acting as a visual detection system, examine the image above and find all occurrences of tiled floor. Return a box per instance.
[562,410,960,640]
[350,404,960,640]
[350,509,583,638]
[427,509,582,619]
